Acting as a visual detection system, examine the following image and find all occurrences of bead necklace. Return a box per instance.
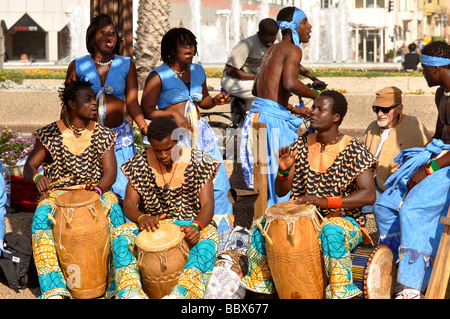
[65,117,89,135]
[94,57,114,66]
[318,132,341,153]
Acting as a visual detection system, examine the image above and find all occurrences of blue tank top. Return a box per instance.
[75,55,130,100]
[152,63,206,109]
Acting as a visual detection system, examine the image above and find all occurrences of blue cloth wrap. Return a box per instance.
[373,139,450,291]
[75,55,130,100]
[277,7,307,48]
[240,97,303,208]
[420,54,450,67]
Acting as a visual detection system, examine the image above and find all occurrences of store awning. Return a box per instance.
[7,13,45,33]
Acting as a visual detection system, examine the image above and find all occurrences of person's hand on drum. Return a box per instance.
[278,146,298,172]
[295,195,328,209]
[139,213,167,232]
[180,225,200,246]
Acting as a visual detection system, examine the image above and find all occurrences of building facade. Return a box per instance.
[0,0,448,64]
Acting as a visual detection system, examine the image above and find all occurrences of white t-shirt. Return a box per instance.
[225,34,268,74]
[374,128,391,159]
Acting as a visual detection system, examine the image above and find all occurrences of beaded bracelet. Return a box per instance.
[137,214,147,223]
[33,173,44,184]
[326,196,342,209]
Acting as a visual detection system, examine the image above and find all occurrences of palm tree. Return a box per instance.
[134,0,170,88]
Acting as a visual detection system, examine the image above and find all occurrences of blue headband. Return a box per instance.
[277,8,307,48]
[421,54,450,67]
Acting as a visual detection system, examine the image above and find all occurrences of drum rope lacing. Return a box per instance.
[52,203,98,249]
[263,206,324,236]
[137,240,189,273]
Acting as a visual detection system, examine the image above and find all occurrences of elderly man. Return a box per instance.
[363,86,431,196]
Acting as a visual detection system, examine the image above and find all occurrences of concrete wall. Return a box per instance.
[0,77,439,137]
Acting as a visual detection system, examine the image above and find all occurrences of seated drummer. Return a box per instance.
[24,79,126,299]
[111,116,220,299]
[242,90,377,299]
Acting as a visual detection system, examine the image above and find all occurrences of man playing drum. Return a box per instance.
[242,90,377,299]
[373,40,450,299]
[111,116,221,299]
[24,79,126,299]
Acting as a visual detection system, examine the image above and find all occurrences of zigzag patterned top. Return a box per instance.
[121,148,220,220]
[35,121,117,188]
[290,135,377,226]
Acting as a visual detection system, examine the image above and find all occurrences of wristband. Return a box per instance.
[191,223,200,232]
[277,171,289,180]
[424,160,440,175]
[137,214,147,223]
[94,186,103,196]
[33,173,44,184]
[277,167,290,180]
[192,220,204,231]
[314,89,321,99]
[326,196,342,209]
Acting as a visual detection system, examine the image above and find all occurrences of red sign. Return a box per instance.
[13,26,38,31]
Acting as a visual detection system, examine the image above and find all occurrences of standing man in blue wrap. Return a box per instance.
[240,6,327,208]
[373,40,450,299]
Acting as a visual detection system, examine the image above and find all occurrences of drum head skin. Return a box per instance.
[365,245,397,299]
[55,189,100,207]
[266,201,315,218]
[136,223,185,252]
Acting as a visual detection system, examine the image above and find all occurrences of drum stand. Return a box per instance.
[251,122,268,220]
[425,206,450,299]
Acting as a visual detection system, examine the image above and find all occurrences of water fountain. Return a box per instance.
[303,0,352,63]
[66,4,90,62]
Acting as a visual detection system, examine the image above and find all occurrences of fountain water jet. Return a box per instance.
[66,4,90,61]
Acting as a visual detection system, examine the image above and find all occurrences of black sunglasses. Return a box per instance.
[372,103,400,113]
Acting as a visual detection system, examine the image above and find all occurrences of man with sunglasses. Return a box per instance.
[363,86,431,196]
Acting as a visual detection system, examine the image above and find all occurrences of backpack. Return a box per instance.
[0,232,39,292]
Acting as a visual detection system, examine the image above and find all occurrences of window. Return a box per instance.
[321,0,332,8]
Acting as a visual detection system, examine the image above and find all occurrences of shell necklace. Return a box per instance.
[65,117,89,135]
[170,64,188,78]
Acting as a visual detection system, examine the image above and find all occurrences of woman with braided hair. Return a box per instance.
[141,28,233,232]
